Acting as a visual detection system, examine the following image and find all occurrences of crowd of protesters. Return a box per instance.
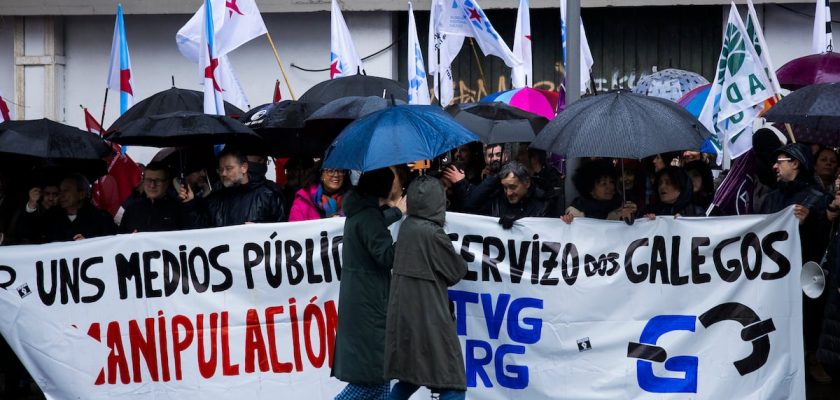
[2,133,840,397]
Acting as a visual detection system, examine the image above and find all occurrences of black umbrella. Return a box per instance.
[239,100,325,157]
[764,83,840,133]
[107,111,261,148]
[304,96,405,148]
[445,102,548,144]
[107,87,244,132]
[299,74,409,104]
[0,119,112,179]
[530,91,710,159]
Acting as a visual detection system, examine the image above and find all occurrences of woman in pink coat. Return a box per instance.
[288,167,350,221]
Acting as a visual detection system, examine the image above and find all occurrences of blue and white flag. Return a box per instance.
[200,0,225,115]
[407,2,430,105]
[107,4,134,115]
[437,0,521,68]
[176,0,267,62]
[560,0,594,94]
[429,0,464,106]
[330,0,364,79]
[512,0,532,88]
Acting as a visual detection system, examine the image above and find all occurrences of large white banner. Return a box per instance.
[0,210,804,399]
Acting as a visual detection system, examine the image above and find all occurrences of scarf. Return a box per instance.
[313,184,344,218]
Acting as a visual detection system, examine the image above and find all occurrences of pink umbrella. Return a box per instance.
[480,87,564,120]
[776,51,840,90]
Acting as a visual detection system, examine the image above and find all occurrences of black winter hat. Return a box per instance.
[774,143,814,176]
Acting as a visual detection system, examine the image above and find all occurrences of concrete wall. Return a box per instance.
[0,17,15,110]
[0,0,816,14]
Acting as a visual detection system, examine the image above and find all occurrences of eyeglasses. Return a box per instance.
[323,169,346,176]
[143,178,166,186]
[774,158,793,164]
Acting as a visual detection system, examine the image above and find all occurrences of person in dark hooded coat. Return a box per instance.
[384,176,467,400]
[642,166,705,217]
[332,167,406,400]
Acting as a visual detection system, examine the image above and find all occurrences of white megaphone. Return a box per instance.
[801,261,827,299]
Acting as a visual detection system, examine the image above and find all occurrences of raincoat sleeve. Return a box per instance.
[382,206,403,225]
[434,230,468,286]
[361,208,397,270]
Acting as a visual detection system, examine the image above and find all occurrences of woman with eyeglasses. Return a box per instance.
[288,164,351,222]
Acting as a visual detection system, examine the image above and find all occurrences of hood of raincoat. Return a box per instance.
[406,175,446,226]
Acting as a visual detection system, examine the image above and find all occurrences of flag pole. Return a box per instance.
[771,93,797,143]
[100,88,109,130]
[265,32,297,100]
[437,44,443,106]
[468,38,487,84]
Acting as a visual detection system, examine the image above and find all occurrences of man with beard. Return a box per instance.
[442,143,510,213]
[180,146,286,227]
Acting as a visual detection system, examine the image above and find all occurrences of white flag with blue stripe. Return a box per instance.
[407,2,430,105]
[200,0,225,115]
[437,0,521,68]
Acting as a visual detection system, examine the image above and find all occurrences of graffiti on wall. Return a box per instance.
[446,63,664,103]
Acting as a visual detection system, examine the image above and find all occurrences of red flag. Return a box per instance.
[0,92,12,122]
[84,108,143,216]
[83,108,105,134]
[273,79,282,102]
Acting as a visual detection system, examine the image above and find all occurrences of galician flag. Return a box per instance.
[200,0,225,115]
[176,0,268,63]
[107,4,134,115]
[813,0,834,53]
[698,3,774,161]
[560,0,594,94]
[178,0,261,111]
[428,0,464,106]
[0,88,11,122]
[407,2,430,105]
[512,0,532,88]
[746,0,782,95]
[437,0,521,69]
[330,0,364,79]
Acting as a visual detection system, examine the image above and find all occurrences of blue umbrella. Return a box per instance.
[322,105,479,172]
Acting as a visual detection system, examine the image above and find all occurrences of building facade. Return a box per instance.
[0,1,835,161]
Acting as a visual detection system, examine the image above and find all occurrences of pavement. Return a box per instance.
[2,370,839,399]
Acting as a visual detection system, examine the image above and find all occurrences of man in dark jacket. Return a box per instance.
[180,147,286,227]
[385,176,467,400]
[759,143,830,260]
[758,143,832,383]
[20,173,117,243]
[462,161,554,228]
[332,167,406,400]
[119,162,187,233]
[528,148,564,216]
